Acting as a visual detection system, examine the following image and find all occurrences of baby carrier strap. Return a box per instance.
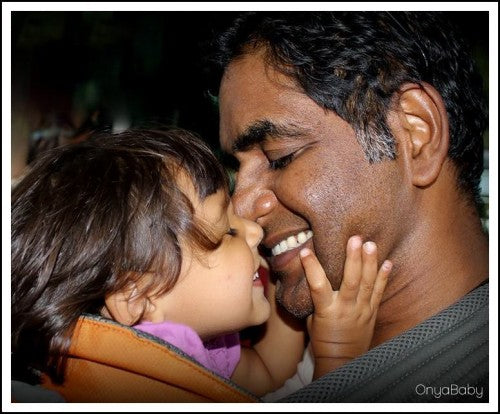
[40,314,257,402]
[280,283,489,402]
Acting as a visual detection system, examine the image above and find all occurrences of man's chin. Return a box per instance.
[275,276,313,319]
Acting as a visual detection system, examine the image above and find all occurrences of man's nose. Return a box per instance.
[232,183,277,224]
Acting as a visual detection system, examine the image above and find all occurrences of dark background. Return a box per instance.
[11,12,240,156]
[11,11,489,175]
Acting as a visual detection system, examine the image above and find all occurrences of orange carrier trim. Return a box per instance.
[41,315,258,403]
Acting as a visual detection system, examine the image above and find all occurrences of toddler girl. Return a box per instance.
[11,128,391,397]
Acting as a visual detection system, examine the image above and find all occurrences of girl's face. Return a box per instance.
[146,185,271,340]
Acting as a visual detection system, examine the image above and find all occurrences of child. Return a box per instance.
[11,128,391,398]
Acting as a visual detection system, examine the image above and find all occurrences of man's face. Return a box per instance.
[219,51,407,319]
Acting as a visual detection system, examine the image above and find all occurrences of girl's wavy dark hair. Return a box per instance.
[11,128,229,384]
[213,11,488,208]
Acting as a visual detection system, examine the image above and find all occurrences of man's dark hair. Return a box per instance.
[11,128,229,385]
[213,12,487,208]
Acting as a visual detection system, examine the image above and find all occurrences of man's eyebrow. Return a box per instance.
[231,119,307,153]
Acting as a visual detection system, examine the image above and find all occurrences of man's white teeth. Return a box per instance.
[297,232,308,243]
[253,272,259,281]
[271,230,313,256]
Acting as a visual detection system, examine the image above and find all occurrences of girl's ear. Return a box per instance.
[104,283,148,326]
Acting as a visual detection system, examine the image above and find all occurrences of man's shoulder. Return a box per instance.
[280,282,489,402]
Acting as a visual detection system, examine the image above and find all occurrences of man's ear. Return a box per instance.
[394,82,449,187]
[104,282,150,326]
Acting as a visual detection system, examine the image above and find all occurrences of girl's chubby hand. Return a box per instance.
[299,236,392,379]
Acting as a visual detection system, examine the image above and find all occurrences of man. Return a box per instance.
[214,12,489,402]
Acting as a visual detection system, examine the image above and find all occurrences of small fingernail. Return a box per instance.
[363,241,376,253]
[382,260,392,271]
[349,236,362,249]
[262,200,272,209]
[300,248,311,258]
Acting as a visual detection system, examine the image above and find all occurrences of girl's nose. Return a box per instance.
[243,218,264,248]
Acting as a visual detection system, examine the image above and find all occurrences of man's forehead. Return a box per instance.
[219,51,300,111]
[218,51,327,154]
[220,47,268,82]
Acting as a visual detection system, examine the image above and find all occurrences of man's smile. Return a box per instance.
[263,228,314,270]
[269,230,313,256]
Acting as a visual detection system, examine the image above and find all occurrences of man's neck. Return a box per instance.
[371,202,488,347]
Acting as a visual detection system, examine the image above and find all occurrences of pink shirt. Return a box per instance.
[134,320,241,379]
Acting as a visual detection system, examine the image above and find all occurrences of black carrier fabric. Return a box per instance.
[280,283,489,403]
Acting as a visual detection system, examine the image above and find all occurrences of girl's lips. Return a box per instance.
[252,270,264,287]
[253,277,264,287]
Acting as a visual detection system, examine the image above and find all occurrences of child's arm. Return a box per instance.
[301,236,392,379]
[231,236,391,395]
[231,274,306,396]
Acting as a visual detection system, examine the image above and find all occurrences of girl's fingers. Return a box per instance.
[338,236,363,301]
[356,241,379,304]
[370,260,392,309]
[300,248,333,313]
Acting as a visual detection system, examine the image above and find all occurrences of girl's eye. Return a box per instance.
[227,228,238,236]
[268,152,296,170]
